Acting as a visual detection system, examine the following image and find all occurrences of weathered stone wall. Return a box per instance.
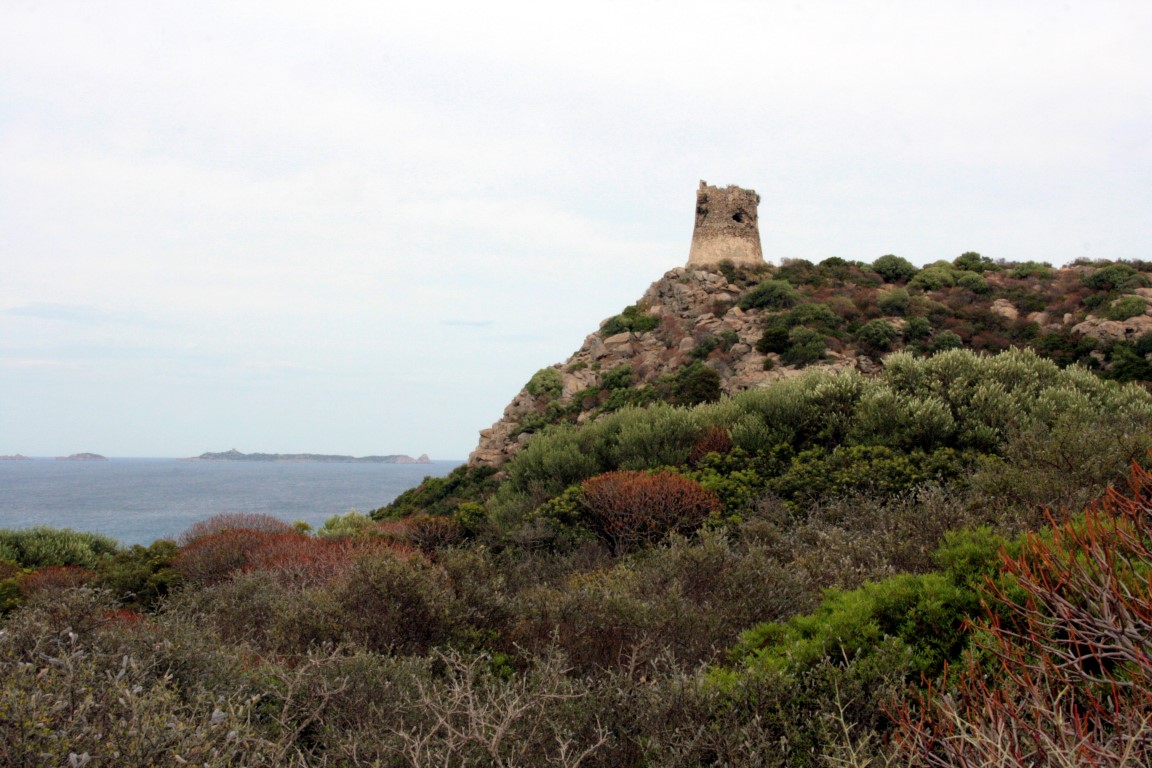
[686,181,765,268]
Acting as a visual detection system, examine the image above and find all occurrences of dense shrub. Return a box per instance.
[897,462,1152,766]
[872,254,919,283]
[877,287,912,315]
[600,303,660,336]
[580,471,721,553]
[737,279,800,310]
[1106,293,1148,320]
[909,266,958,291]
[175,528,300,585]
[0,527,118,569]
[1010,260,1055,279]
[855,318,901,354]
[780,326,827,366]
[658,361,722,406]
[1082,261,1146,291]
[952,251,996,273]
[525,366,563,398]
[178,511,293,545]
[333,548,457,654]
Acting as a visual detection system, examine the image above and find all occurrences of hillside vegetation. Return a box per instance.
[470,254,1152,466]
[4,255,1152,766]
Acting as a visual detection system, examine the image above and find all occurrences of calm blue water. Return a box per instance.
[0,458,462,546]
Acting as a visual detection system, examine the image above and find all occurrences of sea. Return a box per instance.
[0,458,462,546]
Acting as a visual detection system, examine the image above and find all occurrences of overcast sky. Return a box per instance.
[2,1,1150,459]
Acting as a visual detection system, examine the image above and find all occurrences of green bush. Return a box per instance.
[952,251,996,273]
[333,549,458,654]
[905,316,933,340]
[877,287,912,315]
[94,540,181,611]
[1106,294,1148,321]
[956,271,989,293]
[872,254,919,283]
[600,303,660,336]
[1082,262,1147,292]
[525,366,563,398]
[786,302,843,333]
[737,279,800,310]
[855,319,901,354]
[927,330,963,353]
[909,266,958,291]
[0,527,119,569]
[1010,260,1054,279]
[600,363,633,390]
[755,322,791,354]
[781,327,827,367]
[659,362,722,406]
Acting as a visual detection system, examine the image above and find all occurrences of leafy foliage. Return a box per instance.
[580,470,721,553]
[0,527,118,569]
[872,254,920,283]
[599,303,660,336]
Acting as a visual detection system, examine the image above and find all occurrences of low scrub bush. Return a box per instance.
[737,279,799,310]
[872,254,919,283]
[600,303,659,336]
[581,471,721,554]
[178,511,293,545]
[1106,293,1148,320]
[0,527,118,569]
[896,462,1152,766]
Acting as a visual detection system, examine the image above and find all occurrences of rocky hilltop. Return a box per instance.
[470,256,1152,468]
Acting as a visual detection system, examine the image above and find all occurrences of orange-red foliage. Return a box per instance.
[896,462,1152,767]
[175,525,415,587]
[373,516,461,554]
[688,427,733,466]
[580,470,721,554]
[19,566,95,596]
[174,528,291,585]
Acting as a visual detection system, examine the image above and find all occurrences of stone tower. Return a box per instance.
[686,180,765,268]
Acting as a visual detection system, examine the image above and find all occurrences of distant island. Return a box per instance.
[56,453,108,461]
[0,454,31,461]
[192,449,431,464]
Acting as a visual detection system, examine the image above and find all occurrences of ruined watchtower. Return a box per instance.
[686,181,765,268]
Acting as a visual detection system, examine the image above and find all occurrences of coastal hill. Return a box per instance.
[55,453,107,461]
[470,253,1152,468]
[193,449,431,464]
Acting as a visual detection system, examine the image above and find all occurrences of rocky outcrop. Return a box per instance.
[468,267,872,468]
[1072,314,1152,344]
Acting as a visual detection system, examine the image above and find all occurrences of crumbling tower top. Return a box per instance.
[686,180,765,268]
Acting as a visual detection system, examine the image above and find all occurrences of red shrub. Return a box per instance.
[174,529,295,585]
[896,462,1152,766]
[371,515,462,555]
[178,512,293,545]
[580,470,721,554]
[689,426,734,466]
[246,534,359,587]
[101,607,146,626]
[19,566,95,596]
